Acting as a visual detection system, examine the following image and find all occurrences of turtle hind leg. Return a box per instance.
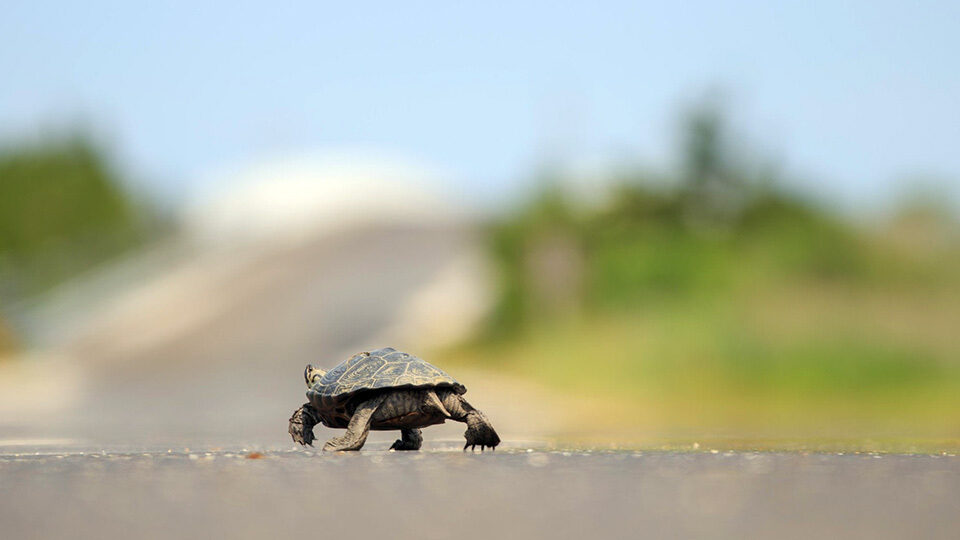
[289,403,319,446]
[322,394,386,452]
[389,428,423,451]
[438,391,500,451]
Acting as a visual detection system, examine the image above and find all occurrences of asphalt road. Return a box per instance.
[3,224,959,539]
[1,446,958,540]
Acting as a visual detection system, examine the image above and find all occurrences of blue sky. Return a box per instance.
[2,1,958,210]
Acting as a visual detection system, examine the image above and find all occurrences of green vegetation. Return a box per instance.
[0,135,155,294]
[0,134,161,352]
[450,103,960,450]
[0,316,15,356]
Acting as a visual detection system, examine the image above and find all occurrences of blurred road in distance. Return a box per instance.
[0,223,508,448]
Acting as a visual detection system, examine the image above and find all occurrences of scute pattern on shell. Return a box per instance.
[308,347,466,411]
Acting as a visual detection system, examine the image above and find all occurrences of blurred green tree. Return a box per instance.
[0,134,151,300]
[678,98,746,225]
[481,97,925,338]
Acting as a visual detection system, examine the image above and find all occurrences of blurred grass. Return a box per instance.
[0,316,16,357]
[448,103,960,451]
[450,307,960,442]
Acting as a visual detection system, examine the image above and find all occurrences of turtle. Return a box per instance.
[288,347,500,451]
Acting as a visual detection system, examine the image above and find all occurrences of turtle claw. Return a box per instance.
[390,439,419,451]
[391,428,423,451]
[288,404,318,447]
[463,413,500,452]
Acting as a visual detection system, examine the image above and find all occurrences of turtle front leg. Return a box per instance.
[322,394,386,452]
[289,403,319,446]
[389,428,423,451]
[439,391,501,451]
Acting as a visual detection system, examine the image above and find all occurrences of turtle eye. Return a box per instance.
[304,364,312,385]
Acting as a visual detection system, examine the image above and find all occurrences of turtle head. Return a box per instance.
[304,364,325,388]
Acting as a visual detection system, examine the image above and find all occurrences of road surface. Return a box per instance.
[1,446,958,540]
[2,224,959,539]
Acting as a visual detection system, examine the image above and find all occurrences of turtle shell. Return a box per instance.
[308,347,466,413]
